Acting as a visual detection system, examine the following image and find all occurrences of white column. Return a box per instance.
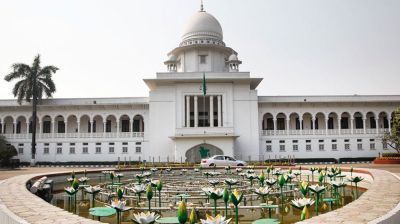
[64,122,68,134]
[209,96,214,127]
[103,122,106,133]
[375,118,379,134]
[129,119,133,137]
[350,118,354,134]
[217,95,222,127]
[117,121,120,133]
[52,119,55,137]
[186,96,190,127]
[388,116,392,134]
[77,122,80,135]
[312,118,315,135]
[286,118,290,135]
[338,118,341,135]
[194,96,198,127]
[13,122,16,135]
[363,118,366,134]
[325,118,329,135]
[39,121,42,134]
[26,122,30,134]
[299,119,303,135]
[273,119,277,135]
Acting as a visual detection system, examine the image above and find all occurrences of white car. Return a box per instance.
[200,155,247,167]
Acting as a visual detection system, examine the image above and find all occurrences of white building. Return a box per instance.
[0,7,399,164]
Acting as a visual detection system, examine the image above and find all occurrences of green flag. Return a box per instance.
[202,73,207,96]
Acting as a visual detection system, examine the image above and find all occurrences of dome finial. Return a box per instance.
[200,0,205,12]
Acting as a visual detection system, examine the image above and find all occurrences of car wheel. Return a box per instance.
[209,163,215,167]
[237,163,244,166]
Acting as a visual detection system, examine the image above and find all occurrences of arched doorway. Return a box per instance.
[185,144,223,163]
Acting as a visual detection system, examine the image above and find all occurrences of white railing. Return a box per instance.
[2,132,145,140]
[261,128,389,136]
[354,129,364,134]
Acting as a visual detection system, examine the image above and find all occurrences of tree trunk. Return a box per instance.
[30,78,38,166]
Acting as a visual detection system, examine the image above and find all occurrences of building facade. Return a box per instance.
[0,8,399,164]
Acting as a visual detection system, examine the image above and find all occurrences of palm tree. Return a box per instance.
[4,55,58,165]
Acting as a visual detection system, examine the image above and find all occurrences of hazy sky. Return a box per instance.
[0,0,399,99]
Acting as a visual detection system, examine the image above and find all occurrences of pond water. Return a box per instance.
[47,169,365,224]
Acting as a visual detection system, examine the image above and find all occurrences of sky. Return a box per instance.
[0,0,399,99]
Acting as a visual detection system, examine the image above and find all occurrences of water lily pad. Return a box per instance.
[89,207,116,217]
[156,217,180,223]
[252,218,280,224]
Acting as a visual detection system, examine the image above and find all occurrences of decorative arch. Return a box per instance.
[185,143,224,163]
[132,114,144,132]
[276,113,287,130]
[262,113,274,130]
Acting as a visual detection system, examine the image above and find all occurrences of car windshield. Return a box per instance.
[214,156,224,160]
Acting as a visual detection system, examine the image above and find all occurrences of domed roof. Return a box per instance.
[228,54,238,61]
[182,11,223,41]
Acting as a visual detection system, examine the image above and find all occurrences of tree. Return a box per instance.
[0,135,18,167]
[383,107,400,153]
[4,55,58,165]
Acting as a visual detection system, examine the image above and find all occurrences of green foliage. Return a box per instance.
[4,55,58,104]
[383,107,400,153]
[0,136,17,166]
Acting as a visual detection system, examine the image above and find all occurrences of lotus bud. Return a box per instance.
[278,175,286,188]
[146,185,153,200]
[177,201,188,224]
[318,173,324,184]
[189,207,197,224]
[156,180,163,191]
[223,187,229,203]
[117,188,123,200]
[301,205,310,220]
[72,178,79,190]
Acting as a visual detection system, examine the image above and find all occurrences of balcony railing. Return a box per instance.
[2,132,145,140]
[261,128,388,136]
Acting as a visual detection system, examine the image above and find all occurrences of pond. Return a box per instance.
[45,167,365,224]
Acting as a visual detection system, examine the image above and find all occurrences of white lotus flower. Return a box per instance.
[201,214,232,224]
[128,184,146,194]
[194,168,200,172]
[181,169,188,173]
[224,178,238,185]
[209,172,221,176]
[253,186,272,196]
[291,198,315,209]
[132,211,160,224]
[111,199,127,210]
[143,172,152,177]
[236,168,242,172]
[309,184,326,193]
[265,178,277,186]
[246,173,257,179]
[115,173,124,177]
[150,168,158,172]
[208,179,220,185]
[246,169,255,174]
[78,176,89,183]
[66,177,74,182]
[84,185,101,193]
[331,181,346,188]
[202,187,224,197]
[64,186,76,194]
